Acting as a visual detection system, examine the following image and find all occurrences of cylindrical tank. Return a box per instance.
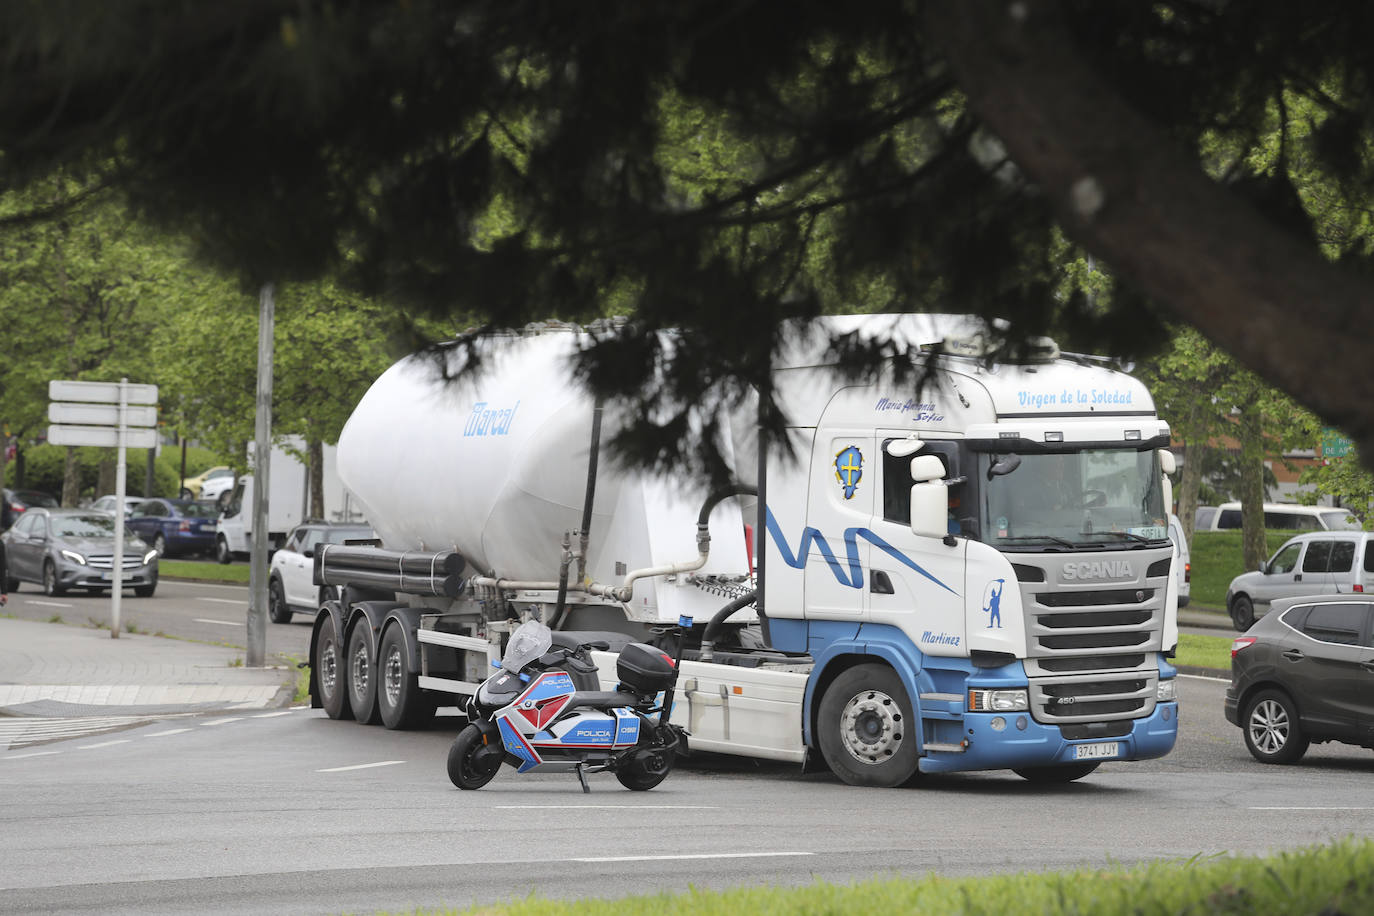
[339,328,757,594]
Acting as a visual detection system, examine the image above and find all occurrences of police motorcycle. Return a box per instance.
[446,616,689,792]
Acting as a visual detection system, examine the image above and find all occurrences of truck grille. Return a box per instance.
[1017,545,1171,723]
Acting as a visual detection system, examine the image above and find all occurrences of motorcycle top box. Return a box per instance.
[616,643,677,694]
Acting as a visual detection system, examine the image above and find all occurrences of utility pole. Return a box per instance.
[246,282,274,667]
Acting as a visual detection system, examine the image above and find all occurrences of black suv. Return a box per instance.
[1225,594,1374,763]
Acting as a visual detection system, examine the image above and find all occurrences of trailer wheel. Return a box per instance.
[448,724,501,790]
[1012,763,1100,783]
[378,625,435,730]
[346,623,381,725]
[315,615,353,721]
[817,664,920,788]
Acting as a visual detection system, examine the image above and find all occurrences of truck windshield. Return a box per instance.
[978,448,1168,548]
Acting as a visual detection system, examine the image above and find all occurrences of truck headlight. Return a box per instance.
[968,688,1029,712]
[1156,678,1177,702]
[60,549,87,566]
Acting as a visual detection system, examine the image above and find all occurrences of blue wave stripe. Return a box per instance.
[765,508,958,595]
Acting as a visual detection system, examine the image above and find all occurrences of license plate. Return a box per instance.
[1073,741,1120,760]
[101,571,114,580]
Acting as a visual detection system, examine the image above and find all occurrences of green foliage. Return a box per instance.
[16,443,223,502]
[1299,450,1374,526]
[387,839,1374,916]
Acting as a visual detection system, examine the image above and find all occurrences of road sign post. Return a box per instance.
[47,378,158,638]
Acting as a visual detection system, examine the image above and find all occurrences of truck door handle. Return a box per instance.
[870,571,894,595]
[1282,649,1305,662]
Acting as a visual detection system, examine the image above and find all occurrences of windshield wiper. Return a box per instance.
[1096,531,1159,544]
[1000,535,1077,549]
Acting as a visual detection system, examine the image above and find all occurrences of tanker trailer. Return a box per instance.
[307,324,761,729]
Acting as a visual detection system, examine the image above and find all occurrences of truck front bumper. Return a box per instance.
[917,701,1178,775]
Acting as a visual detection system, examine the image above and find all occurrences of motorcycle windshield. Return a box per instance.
[502,619,553,673]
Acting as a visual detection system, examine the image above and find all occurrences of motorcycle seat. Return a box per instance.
[570,689,642,710]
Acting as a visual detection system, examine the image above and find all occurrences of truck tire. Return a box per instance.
[314,615,354,721]
[377,625,435,730]
[346,622,381,725]
[1013,763,1100,783]
[448,724,501,789]
[1229,594,1255,631]
[215,536,233,565]
[816,663,920,788]
[268,579,292,624]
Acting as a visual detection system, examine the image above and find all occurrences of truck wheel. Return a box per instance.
[1243,689,1309,764]
[268,579,292,624]
[315,615,354,721]
[448,724,501,789]
[1013,763,1100,783]
[377,625,435,730]
[1229,595,1255,631]
[816,663,920,788]
[215,536,233,565]
[43,561,67,597]
[346,622,381,725]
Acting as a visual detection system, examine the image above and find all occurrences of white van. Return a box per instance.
[1225,529,1374,629]
[1201,502,1361,532]
[1168,513,1191,607]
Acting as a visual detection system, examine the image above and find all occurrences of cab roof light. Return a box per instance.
[1124,430,1142,441]
[1044,431,1063,443]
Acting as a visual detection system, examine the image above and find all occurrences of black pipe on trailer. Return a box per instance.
[315,545,467,598]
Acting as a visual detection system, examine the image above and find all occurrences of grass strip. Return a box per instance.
[160,558,250,583]
[379,837,1374,916]
[1174,632,1233,672]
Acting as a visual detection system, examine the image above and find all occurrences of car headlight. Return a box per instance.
[60,549,87,565]
[143,549,159,565]
[968,688,1029,712]
[1156,678,1177,702]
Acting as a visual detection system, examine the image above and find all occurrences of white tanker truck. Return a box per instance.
[309,314,1180,787]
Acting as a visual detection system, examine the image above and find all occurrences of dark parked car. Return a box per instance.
[126,497,219,557]
[1,507,158,596]
[2,487,60,530]
[1225,594,1374,764]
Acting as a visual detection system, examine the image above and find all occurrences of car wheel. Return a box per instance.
[134,580,157,598]
[152,533,167,557]
[215,536,233,565]
[179,487,192,500]
[1229,594,1255,631]
[42,561,66,596]
[268,578,292,624]
[1243,689,1309,764]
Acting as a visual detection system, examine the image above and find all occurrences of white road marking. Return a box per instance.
[572,852,813,863]
[4,750,61,760]
[197,597,244,605]
[1249,806,1374,811]
[201,717,243,727]
[27,600,73,609]
[192,617,243,627]
[495,805,720,810]
[1178,672,1229,684]
[145,728,193,738]
[252,711,294,719]
[77,739,131,750]
[317,760,406,773]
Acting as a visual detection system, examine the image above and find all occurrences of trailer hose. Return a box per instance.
[698,588,758,662]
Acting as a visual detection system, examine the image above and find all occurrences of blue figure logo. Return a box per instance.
[834,446,863,499]
[983,578,1005,629]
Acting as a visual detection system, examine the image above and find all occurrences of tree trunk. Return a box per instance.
[1238,407,1269,570]
[309,438,324,520]
[62,446,81,507]
[97,457,115,497]
[1179,441,1205,547]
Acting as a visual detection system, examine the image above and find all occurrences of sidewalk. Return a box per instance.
[0,616,297,719]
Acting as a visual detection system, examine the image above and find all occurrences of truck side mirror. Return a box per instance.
[909,454,949,539]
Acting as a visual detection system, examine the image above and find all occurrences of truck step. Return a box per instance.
[923,741,966,753]
[919,692,963,703]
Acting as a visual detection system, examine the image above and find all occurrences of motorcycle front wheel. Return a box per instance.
[448,724,501,790]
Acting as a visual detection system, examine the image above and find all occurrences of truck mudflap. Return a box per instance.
[916,701,1178,775]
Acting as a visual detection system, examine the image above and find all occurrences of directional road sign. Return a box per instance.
[48,402,158,427]
[48,379,158,405]
[47,424,158,449]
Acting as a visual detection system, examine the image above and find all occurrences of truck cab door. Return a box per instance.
[801,430,873,619]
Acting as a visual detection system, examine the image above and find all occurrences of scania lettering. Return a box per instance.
[309,314,1180,787]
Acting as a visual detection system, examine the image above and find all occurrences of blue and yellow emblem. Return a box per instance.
[834,445,863,499]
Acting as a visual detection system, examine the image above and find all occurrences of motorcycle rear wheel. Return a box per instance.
[448,724,501,790]
[615,728,678,791]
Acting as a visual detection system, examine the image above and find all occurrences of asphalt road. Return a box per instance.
[2,675,1372,916]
